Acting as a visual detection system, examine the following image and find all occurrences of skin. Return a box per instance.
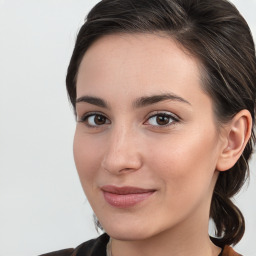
[73,33,229,256]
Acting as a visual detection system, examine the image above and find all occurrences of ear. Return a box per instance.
[216,110,252,172]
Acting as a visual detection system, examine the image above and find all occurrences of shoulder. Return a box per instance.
[222,245,242,256]
[39,233,110,256]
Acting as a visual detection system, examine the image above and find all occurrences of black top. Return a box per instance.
[40,233,109,256]
[40,233,226,256]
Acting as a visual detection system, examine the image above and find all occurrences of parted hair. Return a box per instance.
[66,0,256,247]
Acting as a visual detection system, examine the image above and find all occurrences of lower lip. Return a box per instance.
[103,191,155,208]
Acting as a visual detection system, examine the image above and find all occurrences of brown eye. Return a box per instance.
[156,115,170,125]
[83,114,110,127]
[146,112,178,127]
[94,115,107,125]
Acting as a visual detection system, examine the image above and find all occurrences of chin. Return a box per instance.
[107,230,151,241]
[101,220,159,241]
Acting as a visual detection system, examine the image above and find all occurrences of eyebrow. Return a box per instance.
[76,96,109,108]
[76,93,191,109]
[133,93,191,108]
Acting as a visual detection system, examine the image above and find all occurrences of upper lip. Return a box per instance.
[101,185,156,195]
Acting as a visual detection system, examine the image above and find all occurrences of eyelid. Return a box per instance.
[146,111,180,120]
[78,111,105,121]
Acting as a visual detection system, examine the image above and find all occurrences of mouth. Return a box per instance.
[101,185,156,208]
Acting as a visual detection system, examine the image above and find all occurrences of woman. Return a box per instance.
[42,0,256,255]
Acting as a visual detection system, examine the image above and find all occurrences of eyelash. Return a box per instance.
[78,111,180,128]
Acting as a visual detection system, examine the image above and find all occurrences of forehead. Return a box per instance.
[76,33,208,108]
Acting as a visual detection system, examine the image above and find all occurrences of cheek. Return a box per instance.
[73,129,102,187]
[148,128,219,197]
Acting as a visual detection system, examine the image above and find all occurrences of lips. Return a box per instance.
[101,185,156,208]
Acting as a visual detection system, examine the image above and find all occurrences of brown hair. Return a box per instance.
[66,0,256,246]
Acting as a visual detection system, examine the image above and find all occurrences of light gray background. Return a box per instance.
[0,1,255,255]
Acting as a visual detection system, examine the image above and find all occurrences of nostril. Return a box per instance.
[101,151,143,175]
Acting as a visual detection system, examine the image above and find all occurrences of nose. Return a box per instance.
[101,126,143,175]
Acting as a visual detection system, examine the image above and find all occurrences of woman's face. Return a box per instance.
[74,33,225,240]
